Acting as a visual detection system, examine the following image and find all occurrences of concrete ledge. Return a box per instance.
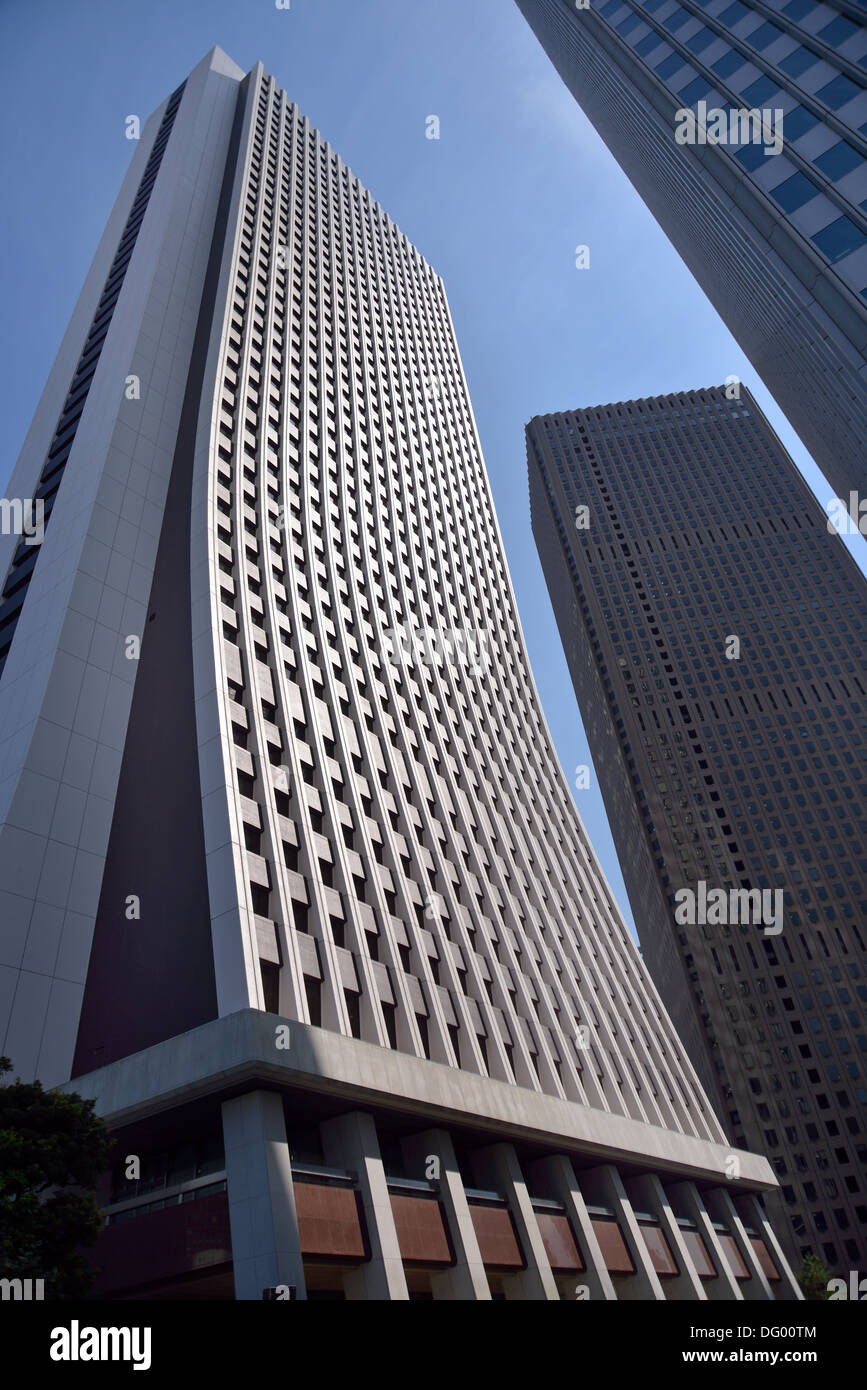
[63,1009,778,1192]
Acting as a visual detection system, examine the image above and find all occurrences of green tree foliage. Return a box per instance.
[0,1056,113,1299]
[796,1252,833,1301]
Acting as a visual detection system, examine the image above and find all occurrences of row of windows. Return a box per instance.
[605,0,867,276]
[198,74,724,1140]
[531,389,867,1244]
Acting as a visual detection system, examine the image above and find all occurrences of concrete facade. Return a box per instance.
[0,48,246,1084]
[1,51,800,1299]
[64,1010,802,1300]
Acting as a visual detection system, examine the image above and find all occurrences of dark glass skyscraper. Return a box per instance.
[528,382,867,1273]
[516,0,867,502]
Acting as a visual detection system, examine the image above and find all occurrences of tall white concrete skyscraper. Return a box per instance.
[0,48,799,1301]
[515,0,867,501]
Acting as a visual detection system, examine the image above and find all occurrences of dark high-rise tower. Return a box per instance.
[515,0,867,502]
[528,382,867,1273]
[0,50,799,1302]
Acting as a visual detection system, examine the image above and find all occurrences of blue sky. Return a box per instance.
[2,0,865,945]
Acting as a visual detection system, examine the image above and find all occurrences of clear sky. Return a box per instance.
[2,0,865,946]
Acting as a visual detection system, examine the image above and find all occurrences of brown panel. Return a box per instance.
[721,1234,751,1280]
[591,1219,634,1274]
[90,1193,231,1295]
[640,1224,679,1277]
[469,1204,524,1269]
[389,1195,452,1266]
[681,1229,717,1279]
[536,1212,583,1272]
[295,1181,366,1261]
[750,1237,781,1281]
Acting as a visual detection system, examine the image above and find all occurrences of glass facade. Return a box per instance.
[516,0,867,505]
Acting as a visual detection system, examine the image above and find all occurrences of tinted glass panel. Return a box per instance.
[817,17,859,48]
[817,75,863,110]
[713,50,744,79]
[742,76,780,105]
[814,142,863,181]
[772,171,820,212]
[779,47,819,78]
[783,107,820,142]
[812,216,867,262]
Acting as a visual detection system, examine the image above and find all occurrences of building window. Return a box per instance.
[811,217,867,264]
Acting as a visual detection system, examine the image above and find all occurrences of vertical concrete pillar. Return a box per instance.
[668,1180,742,1301]
[470,1142,559,1300]
[401,1128,490,1300]
[321,1110,408,1300]
[735,1193,803,1301]
[221,1090,307,1301]
[581,1164,664,1301]
[703,1186,773,1300]
[626,1174,706,1301]
[527,1155,617,1301]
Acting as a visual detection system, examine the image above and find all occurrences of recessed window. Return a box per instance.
[656,52,686,79]
[680,76,713,103]
[617,12,643,35]
[742,75,779,106]
[779,47,818,79]
[814,142,863,182]
[817,16,860,49]
[816,74,863,111]
[636,32,661,57]
[749,21,784,52]
[686,26,715,53]
[812,216,867,263]
[735,142,769,171]
[782,107,820,142]
[713,50,744,80]
[771,171,819,213]
[719,0,749,24]
[662,6,691,32]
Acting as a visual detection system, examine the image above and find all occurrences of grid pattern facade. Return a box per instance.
[1,48,802,1299]
[191,63,726,1145]
[515,0,867,502]
[528,383,867,1271]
